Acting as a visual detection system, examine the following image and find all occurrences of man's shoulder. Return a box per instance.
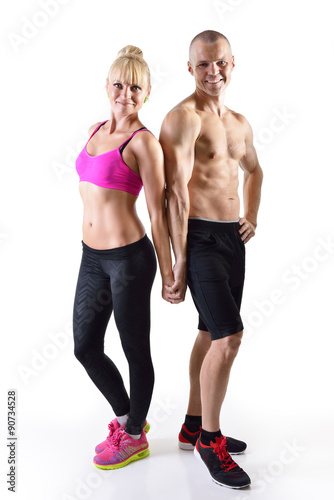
[165,96,199,123]
[225,107,250,127]
[161,96,201,141]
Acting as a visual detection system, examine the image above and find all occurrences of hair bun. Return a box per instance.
[118,45,143,58]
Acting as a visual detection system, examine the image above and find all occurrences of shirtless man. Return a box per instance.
[160,30,263,489]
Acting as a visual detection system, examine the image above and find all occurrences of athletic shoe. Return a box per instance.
[178,424,247,454]
[178,424,202,450]
[194,435,251,489]
[93,428,149,470]
[95,418,150,455]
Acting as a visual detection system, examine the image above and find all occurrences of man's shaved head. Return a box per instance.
[189,30,232,60]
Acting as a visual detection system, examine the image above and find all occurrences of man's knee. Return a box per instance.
[213,330,243,361]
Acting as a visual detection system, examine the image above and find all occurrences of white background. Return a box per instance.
[1,0,333,499]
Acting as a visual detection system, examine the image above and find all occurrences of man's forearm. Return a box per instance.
[243,165,263,226]
[166,190,189,265]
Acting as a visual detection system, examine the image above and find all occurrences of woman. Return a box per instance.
[73,45,180,470]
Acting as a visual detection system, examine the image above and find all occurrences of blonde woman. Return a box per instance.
[73,46,180,469]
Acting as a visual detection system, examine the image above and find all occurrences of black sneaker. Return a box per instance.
[178,424,247,454]
[225,435,247,455]
[178,424,201,450]
[194,435,251,489]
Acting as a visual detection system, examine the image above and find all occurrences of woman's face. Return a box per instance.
[106,77,149,115]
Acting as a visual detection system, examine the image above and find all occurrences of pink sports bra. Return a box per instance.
[75,120,150,195]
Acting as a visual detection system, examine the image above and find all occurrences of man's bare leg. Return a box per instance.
[200,331,243,432]
[186,330,211,416]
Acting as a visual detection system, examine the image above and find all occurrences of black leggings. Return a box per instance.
[73,235,157,435]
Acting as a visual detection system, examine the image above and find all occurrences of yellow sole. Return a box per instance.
[94,448,150,470]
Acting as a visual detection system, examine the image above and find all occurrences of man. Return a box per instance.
[160,30,263,489]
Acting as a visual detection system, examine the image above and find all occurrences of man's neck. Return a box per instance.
[193,88,227,117]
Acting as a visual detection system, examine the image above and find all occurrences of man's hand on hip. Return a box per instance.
[239,217,256,243]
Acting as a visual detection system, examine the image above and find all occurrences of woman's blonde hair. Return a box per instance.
[107,45,151,89]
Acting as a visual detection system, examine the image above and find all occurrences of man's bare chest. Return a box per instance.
[195,114,246,162]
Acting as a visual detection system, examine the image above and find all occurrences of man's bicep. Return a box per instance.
[240,144,260,174]
[163,142,195,191]
[239,118,261,174]
[160,111,198,187]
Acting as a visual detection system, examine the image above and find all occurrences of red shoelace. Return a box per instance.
[211,436,238,472]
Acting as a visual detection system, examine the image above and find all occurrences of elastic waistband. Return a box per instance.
[82,234,150,259]
[188,218,240,233]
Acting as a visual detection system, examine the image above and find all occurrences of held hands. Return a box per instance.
[162,262,187,304]
[239,217,257,243]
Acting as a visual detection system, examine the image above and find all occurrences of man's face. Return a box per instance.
[188,39,235,97]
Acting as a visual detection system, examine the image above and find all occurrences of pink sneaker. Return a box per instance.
[95,419,150,455]
[93,428,149,469]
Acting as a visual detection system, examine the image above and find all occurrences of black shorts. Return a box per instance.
[187,218,245,340]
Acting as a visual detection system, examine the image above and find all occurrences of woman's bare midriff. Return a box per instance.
[79,182,145,250]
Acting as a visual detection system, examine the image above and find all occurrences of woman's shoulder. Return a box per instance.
[132,127,162,159]
[133,126,158,146]
[88,121,107,136]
